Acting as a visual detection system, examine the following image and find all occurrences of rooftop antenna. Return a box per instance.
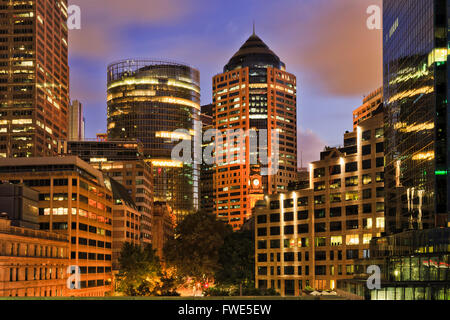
[253,20,255,35]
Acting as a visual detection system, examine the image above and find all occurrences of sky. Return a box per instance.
[68,0,383,165]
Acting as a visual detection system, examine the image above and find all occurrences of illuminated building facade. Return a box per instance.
[0,157,114,296]
[0,0,70,158]
[255,112,385,295]
[0,217,69,297]
[200,104,214,214]
[353,87,383,130]
[58,139,153,245]
[107,59,200,221]
[68,100,85,141]
[213,32,297,230]
[337,228,449,300]
[108,177,140,271]
[384,0,449,233]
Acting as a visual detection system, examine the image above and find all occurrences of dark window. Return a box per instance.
[346,205,359,216]
[314,168,325,178]
[363,189,372,199]
[257,228,267,236]
[330,165,341,175]
[284,252,295,262]
[298,224,309,234]
[362,159,372,169]
[270,213,280,223]
[283,199,294,208]
[376,142,383,153]
[362,130,371,141]
[314,223,326,233]
[270,240,280,249]
[257,215,267,224]
[345,162,358,172]
[258,254,267,262]
[297,197,308,206]
[297,210,308,220]
[284,225,294,235]
[346,249,359,260]
[270,201,280,209]
[376,157,384,167]
[315,265,327,275]
[257,240,267,249]
[330,207,342,217]
[363,203,372,214]
[346,220,359,230]
[330,221,342,231]
[314,209,326,219]
[315,251,327,261]
[284,212,294,221]
[362,145,371,155]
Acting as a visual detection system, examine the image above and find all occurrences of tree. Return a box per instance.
[164,211,233,285]
[116,243,162,296]
[215,229,254,294]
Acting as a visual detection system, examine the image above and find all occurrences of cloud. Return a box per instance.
[68,0,196,59]
[297,128,327,166]
[262,0,383,97]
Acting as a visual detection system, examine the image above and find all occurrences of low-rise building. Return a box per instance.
[0,218,69,297]
[0,156,114,296]
[152,202,175,261]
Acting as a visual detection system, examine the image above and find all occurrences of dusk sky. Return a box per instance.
[68,0,382,165]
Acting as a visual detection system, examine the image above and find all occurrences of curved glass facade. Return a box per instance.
[107,59,200,221]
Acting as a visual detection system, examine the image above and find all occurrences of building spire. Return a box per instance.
[253,20,255,35]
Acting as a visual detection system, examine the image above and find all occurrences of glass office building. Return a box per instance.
[383,0,449,233]
[107,59,200,221]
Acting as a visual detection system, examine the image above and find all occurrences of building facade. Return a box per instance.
[255,111,385,295]
[0,0,70,157]
[383,0,449,233]
[68,100,85,141]
[59,139,154,245]
[200,104,214,214]
[353,87,383,130]
[0,183,39,229]
[108,177,140,271]
[107,59,200,221]
[212,32,297,230]
[0,157,114,296]
[0,218,70,297]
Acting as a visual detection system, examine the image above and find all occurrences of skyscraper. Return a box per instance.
[212,32,297,229]
[69,100,85,141]
[0,0,69,158]
[383,0,449,233]
[107,59,200,221]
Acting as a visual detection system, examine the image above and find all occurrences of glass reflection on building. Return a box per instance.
[107,59,200,221]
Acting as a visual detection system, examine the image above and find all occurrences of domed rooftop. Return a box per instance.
[224,33,283,72]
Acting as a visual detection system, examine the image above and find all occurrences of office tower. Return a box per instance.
[0,217,69,297]
[255,110,385,295]
[0,0,69,158]
[200,104,214,214]
[107,177,140,271]
[353,87,383,130]
[58,139,154,245]
[212,32,297,230]
[69,100,85,141]
[0,157,114,296]
[384,0,449,233]
[107,59,200,221]
[0,183,39,229]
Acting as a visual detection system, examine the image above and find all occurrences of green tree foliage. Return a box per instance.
[215,229,254,287]
[164,211,233,284]
[116,242,179,296]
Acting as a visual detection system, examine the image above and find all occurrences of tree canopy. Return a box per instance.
[164,211,233,284]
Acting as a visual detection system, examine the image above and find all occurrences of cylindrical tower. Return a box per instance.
[107,59,200,221]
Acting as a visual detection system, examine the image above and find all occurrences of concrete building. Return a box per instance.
[68,100,85,141]
[108,177,140,271]
[0,183,39,229]
[212,31,297,230]
[58,139,154,245]
[352,88,383,130]
[0,0,70,157]
[0,156,114,296]
[0,217,70,297]
[255,110,385,295]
